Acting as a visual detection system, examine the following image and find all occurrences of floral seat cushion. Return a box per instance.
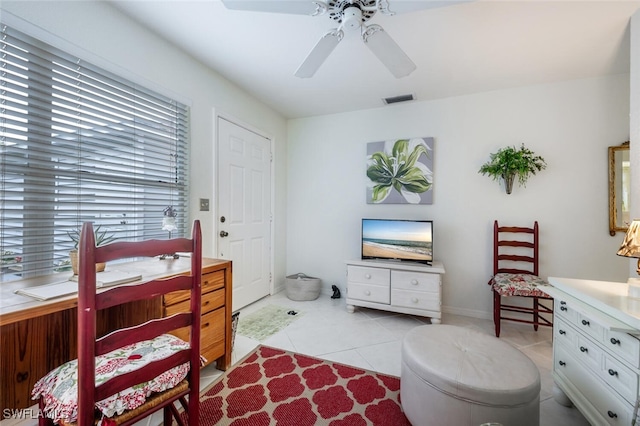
[32,334,191,424]
[490,273,550,298]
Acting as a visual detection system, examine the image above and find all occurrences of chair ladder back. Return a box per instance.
[493,220,540,276]
[75,220,202,426]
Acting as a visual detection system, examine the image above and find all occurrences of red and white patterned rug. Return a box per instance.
[191,345,411,425]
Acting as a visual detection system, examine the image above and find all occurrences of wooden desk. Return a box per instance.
[0,257,232,417]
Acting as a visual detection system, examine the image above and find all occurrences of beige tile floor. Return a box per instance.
[2,291,590,426]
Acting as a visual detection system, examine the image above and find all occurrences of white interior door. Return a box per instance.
[217,117,272,311]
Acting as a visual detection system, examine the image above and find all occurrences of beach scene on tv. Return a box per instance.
[362,220,432,262]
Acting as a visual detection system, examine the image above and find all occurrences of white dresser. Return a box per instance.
[546,277,640,425]
[345,260,445,323]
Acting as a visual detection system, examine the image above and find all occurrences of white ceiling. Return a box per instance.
[109,0,640,119]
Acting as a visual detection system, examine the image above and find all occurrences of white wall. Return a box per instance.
[1,1,289,287]
[287,75,630,318]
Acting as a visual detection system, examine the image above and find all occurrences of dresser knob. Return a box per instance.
[365,274,371,279]
[411,279,418,285]
[365,290,371,296]
[559,330,566,335]
[560,301,567,305]
[610,338,621,345]
[581,319,590,326]
[607,411,618,419]
[559,360,566,366]
[411,297,419,303]
[580,346,588,353]
[608,369,618,377]
[560,306,567,311]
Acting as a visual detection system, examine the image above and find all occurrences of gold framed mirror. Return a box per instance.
[609,141,630,236]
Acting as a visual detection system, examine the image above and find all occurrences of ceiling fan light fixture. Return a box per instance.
[342,6,363,30]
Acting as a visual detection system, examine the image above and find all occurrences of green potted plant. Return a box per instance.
[478,144,547,194]
[67,225,117,275]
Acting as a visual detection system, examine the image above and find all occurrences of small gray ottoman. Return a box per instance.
[401,325,540,426]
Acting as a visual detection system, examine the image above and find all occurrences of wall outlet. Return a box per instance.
[199,198,210,211]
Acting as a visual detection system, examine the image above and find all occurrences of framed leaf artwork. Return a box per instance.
[366,137,434,204]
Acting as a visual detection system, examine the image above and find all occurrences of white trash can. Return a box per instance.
[286,273,321,301]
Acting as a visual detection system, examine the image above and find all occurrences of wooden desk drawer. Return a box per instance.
[164,270,225,306]
[347,265,390,286]
[171,306,225,366]
[391,270,439,292]
[164,288,224,317]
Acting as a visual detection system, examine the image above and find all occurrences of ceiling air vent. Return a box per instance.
[383,94,414,105]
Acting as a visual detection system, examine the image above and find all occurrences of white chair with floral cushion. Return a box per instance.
[488,220,553,337]
[32,220,203,425]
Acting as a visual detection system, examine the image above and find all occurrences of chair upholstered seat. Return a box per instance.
[490,273,550,298]
[33,334,191,424]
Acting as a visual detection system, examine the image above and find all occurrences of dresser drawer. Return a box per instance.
[555,344,632,425]
[347,265,390,286]
[164,270,226,306]
[164,288,224,317]
[605,329,640,369]
[555,299,577,322]
[576,312,605,342]
[573,334,603,371]
[554,317,576,347]
[391,270,439,292]
[601,352,639,405]
[347,282,390,304]
[391,289,439,311]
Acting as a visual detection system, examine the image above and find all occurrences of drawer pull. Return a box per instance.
[365,274,371,279]
[607,411,618,419]
[411,279,419,285]
[610,338,621,345]
[559,360,566,366]
[581,319,590,326]
[16,371,28,383]
[560,301,567,305]
[559,330,566,335]
[411,297,419,303]
[560,306,567,312]
[579,346,588,353]
[608,369,618,377]
[365,290,371,296]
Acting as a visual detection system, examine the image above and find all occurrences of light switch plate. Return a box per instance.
[199,198,210,211]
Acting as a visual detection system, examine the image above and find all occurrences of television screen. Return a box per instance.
[361,219,433,264]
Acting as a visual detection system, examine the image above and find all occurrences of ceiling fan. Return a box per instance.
[221,0,469,79]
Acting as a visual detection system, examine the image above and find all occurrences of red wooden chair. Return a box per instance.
[488,220,553,337]
[33,220,202,425]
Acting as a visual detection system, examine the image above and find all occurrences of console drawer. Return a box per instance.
[347,265,390,286]
[391,270,439,292]
[555,317,576,347]
[391,289,439,311]
[347,282,390,304]
[601,352,639,405]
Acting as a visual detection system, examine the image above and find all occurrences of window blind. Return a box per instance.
[0,23,190,282]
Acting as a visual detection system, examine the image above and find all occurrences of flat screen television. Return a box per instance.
[361,219,433,265]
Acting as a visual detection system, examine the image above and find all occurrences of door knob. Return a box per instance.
[220,230,229,237]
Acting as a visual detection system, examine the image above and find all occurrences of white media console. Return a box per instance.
[345,259,445,323]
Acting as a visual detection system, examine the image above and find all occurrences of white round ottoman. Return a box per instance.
[401,325,540,426]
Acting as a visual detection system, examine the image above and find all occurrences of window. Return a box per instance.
[0,23,189,282]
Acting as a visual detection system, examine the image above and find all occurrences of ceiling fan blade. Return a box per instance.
[295,29,343,78]
[378,0,474,15]
[221,0,328,16]
[362,25,416,78]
